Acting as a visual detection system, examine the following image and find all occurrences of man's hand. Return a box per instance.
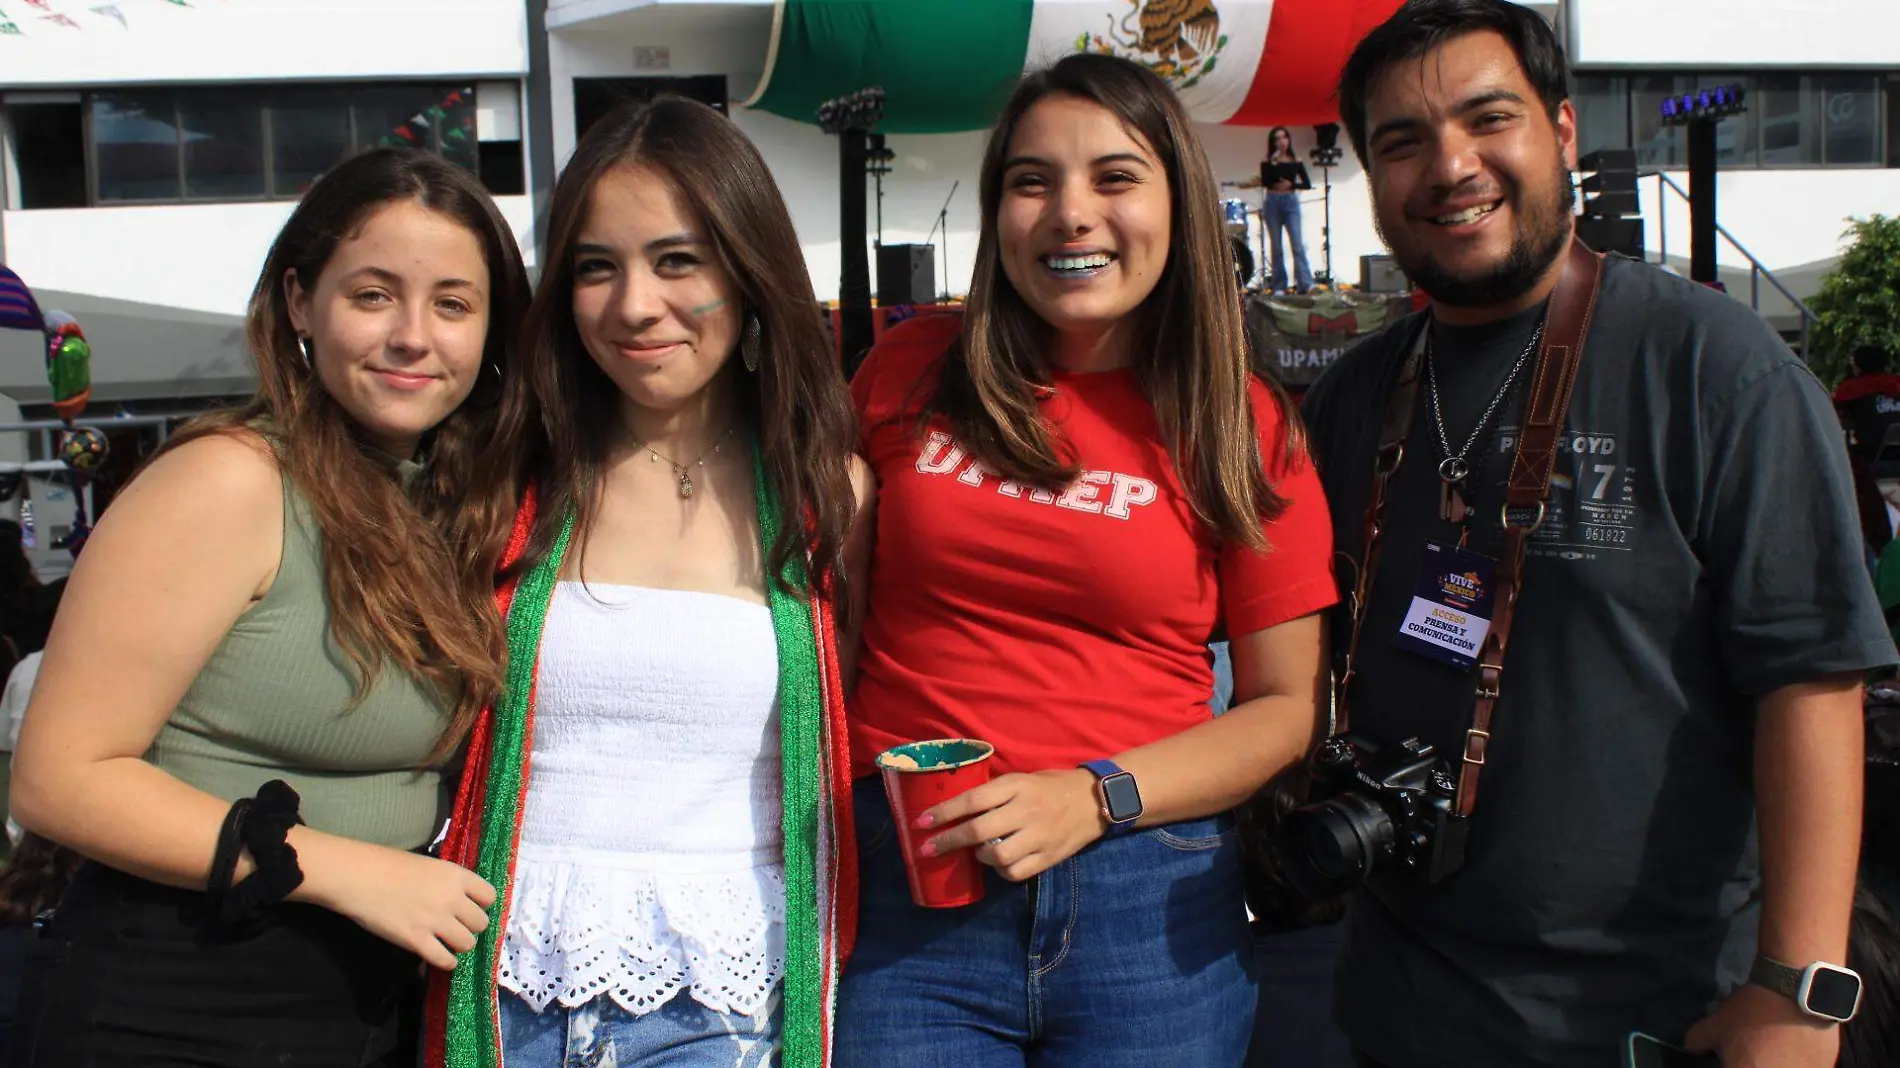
[916,769,1109,882]
[1683,983,1840,1067]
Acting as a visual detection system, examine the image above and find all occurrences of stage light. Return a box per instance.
[1660,82,1746,126]
[1310,122,1344,168]
[817,86,886,133]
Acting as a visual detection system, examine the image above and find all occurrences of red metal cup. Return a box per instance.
[876,738,996,908]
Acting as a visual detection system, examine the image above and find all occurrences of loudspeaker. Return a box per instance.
[1360,254,1409,293]
[1581,190,1640,217]
[877,243,936,306]
[1582,170,1638,196]
[1580,148,1637,174]
[1579,148,1640,220]
[1576,216,1645,259]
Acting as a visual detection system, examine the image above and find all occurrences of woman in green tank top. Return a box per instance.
[9,149,529,1067]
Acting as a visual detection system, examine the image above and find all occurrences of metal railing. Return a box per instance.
[1643,171,1820,357]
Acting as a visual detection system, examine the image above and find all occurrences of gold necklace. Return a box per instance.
[638,425,733,499]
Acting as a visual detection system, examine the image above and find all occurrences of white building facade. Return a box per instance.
[0,0,533,573]
[1565,0,1900,322]
[541,0,1900,323]
[0,0,535,407]
[4,0,1896,404]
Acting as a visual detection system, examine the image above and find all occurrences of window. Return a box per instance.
[1759,75,1822,166]
[1888,75,1900,167]
[351,84,471,155]
[1572,75,1630,161]
[6,102,87,209]
[93,91,183,201]
[268,89,352,198]
[179,93,266,199]
[1816,74,1881,165]
[71,82,500,207]
[1575,69,1890,170]
[1630,75,1685,168]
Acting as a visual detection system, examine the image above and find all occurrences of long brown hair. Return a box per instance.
[1267,125,1297,162]
[484,96,857,605]
[930,52,1296,548]
[156,149,530,757]
[0,832,84,926]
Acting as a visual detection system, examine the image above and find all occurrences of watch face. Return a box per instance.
[1101,772,1143,823]
[1804,966,1862,1021]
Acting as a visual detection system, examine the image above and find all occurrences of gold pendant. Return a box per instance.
[676,465,694,498]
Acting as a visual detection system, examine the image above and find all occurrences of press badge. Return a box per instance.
[1394,541,1497,669]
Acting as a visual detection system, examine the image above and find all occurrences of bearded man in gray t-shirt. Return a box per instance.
[1298,3,1897,1067]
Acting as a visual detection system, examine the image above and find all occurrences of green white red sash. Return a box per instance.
[424,446,858,1067]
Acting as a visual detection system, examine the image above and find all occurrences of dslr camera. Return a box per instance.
[1272,733,1470,896]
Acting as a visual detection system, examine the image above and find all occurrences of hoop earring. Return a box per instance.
[741,315,762,373]
[297,334,314,368]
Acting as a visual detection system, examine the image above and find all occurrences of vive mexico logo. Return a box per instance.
[1439,571,1484,606]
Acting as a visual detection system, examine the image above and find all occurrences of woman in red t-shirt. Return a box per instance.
[836,53,1337,1066]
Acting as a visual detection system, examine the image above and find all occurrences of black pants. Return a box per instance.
[1353,1055,1392,1068]
[9,863,422,1067]
[1244,923,1354,1068]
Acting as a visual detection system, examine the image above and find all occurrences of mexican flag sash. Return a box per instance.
[424,446,858,1068]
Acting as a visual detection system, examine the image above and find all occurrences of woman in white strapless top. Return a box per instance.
[432,95,874,1068]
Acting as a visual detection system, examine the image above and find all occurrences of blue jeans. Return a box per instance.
[1264,192,1314,292]
[836,778,1257,1067]
[500,990,779,1067]
[1210,641,1235,713]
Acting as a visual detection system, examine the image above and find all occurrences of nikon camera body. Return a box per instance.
[1273,733,1471,897]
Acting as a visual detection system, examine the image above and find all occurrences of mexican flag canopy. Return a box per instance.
[745,0,1406,133]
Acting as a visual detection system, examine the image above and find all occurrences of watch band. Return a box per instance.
[1749,954,1862,1023]
[1080,759,1140,835]
[1748,954,1802,1000]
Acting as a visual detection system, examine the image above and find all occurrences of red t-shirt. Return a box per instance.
[848,313,1337,778]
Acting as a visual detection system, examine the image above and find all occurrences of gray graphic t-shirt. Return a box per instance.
[1300,254,1895,1068]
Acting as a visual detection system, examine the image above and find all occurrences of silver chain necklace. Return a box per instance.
[1425,317,1545,487]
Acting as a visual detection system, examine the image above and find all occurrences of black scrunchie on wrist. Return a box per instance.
[215,780,306,927]
[206,796,254,903]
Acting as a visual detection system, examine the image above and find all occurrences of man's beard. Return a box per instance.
[1383,161,1575,310]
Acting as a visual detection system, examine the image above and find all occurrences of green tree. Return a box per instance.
[1807,214,1900,387]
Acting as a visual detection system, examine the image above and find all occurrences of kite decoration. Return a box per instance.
[1,263,103,557]
[376,87,476,151]
[0,0,204,35]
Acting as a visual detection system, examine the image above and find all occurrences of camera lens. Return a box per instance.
[1277,792,1396,896]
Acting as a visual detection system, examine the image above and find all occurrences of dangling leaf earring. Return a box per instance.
[298,334,315,367]
[742,315,762,373]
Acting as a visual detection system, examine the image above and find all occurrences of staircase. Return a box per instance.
[1641,171,1821,359]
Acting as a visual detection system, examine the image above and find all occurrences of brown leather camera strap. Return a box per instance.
[1335,237,1603,819]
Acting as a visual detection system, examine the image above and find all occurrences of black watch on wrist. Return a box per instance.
[1748,954,1862,1023]
[1080,759,1143,836]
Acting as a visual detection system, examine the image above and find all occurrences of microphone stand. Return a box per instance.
[924,180,959,304]
[1309,145,1343,287]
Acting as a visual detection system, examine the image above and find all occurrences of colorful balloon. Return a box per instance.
[43,310,94,422]
[57,426,111,473]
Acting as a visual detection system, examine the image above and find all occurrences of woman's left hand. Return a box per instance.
[917,769,1109,882]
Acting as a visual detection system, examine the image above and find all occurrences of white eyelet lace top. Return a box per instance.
[498,582,784,1018]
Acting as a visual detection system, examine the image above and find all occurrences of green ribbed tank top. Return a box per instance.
[145,471,451,850]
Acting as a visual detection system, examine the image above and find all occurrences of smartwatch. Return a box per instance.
[1080,759,1143,836]
[1748,954,1863,1023]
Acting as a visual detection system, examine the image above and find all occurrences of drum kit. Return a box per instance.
[1219,183,1267,294]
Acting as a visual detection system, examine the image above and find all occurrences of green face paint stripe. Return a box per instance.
[689,298,729,316]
